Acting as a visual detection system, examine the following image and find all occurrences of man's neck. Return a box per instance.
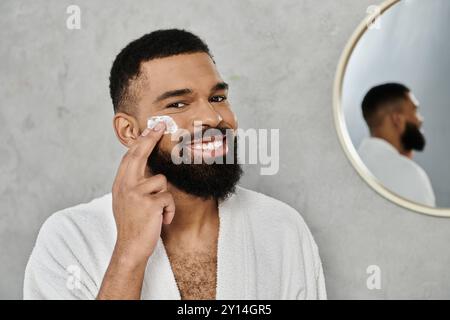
[161,184,219,246]
[371,131,411,158]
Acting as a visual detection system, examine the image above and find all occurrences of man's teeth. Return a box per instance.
[192,140,223,150]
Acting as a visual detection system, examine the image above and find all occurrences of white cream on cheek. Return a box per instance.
[147,115,179,134]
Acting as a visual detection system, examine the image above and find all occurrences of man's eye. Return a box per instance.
[166,102,186,109]
[210,95,227,103]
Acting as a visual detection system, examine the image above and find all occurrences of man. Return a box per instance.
[358,83,436,207]
[24,29,326,299]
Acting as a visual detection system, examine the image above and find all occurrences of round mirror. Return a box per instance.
[333,0,450,216]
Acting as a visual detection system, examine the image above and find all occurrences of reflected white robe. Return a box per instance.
[358,137,436,207]
[24,186,326,300]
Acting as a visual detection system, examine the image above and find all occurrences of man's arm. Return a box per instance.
[96,244,148,299]
[97,122,175,300]
[24,122,174,300]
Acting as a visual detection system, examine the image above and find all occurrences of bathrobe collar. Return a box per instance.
[141,190,254,299]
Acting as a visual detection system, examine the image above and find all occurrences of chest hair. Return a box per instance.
[166,246,217,300]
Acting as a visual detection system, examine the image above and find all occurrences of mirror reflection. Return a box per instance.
[341,0,450,208]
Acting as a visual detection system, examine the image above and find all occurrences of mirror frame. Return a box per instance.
[333,0,450,217]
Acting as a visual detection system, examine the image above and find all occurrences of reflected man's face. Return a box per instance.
[398,92,426,152]
[403,92,424,130]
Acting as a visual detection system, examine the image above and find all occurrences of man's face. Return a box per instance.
[398,92,426,151]
[134,52,242,200]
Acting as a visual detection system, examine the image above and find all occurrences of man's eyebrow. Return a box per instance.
[153,88,193,103]
[211,82,229,93]
[153,82,228,103]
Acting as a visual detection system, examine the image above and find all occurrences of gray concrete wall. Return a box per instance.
[1,0,450,299]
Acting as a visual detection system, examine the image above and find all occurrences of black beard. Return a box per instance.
[401,122,426,151]
[147,136,243,202]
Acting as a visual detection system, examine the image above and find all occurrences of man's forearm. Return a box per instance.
[97,246,149,300]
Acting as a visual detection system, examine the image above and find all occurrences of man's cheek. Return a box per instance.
[221,109,238,129]
[157,136,175,155]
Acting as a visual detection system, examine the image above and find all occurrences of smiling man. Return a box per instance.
[23,29,326,300]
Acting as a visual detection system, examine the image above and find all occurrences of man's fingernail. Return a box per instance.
[153,122,165,132]
[141,128,151,136]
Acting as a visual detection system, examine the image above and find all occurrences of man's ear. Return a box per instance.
[113,112,141,148]
[390,112,406,133]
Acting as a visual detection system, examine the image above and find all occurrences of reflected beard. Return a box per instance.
[401,122,426,152]
[147,136,243,202]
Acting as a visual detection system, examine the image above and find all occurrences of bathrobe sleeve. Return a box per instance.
[300,232,327,300]
[293,211,327,300]
[23,212,98,300]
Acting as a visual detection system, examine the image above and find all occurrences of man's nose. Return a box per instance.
[190,99,222,128]
[417,112,424,125]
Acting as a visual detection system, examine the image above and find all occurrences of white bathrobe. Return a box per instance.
[23,186,326,300]
[358,137,436,207]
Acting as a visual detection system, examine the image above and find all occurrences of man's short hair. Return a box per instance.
[361,83,410,129]
[109,29,212,114]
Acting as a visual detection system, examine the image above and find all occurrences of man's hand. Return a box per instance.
[97,121,175,300]
[112,121,175,264]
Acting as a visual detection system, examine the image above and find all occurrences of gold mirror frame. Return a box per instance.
[333,0,450,217]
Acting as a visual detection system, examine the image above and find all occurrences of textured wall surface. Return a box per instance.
[1,0,450,300]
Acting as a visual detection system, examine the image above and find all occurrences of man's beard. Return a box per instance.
[401,122,426,152]
[147,135,243,202]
